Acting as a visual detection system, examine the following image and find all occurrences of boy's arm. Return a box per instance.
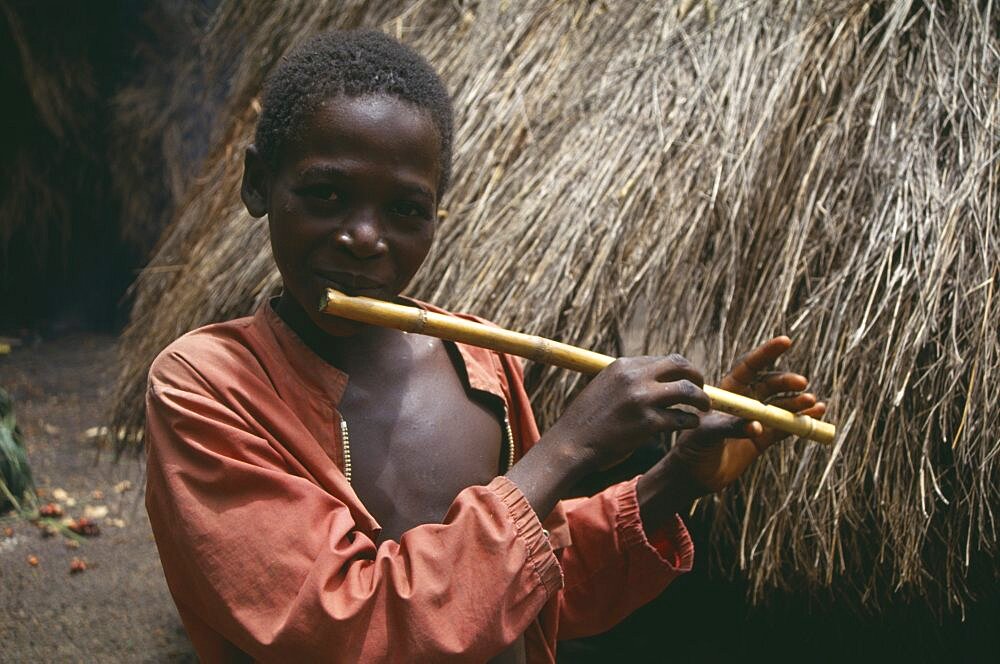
[549,479,694,641]
[145,372,561,662]
[551,335,826,639]
[494,349,694,639]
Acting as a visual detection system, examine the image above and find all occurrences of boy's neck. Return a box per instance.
[273,292,404,368]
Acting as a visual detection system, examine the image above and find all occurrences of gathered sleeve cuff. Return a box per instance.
[614,476,694,573]
[490,477,564,595]
[554,476,694,640]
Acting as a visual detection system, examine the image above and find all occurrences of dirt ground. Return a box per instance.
[0,334,195,663]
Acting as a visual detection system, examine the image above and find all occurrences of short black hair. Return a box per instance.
[254,29,454,195]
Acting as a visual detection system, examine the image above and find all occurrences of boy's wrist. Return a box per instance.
[505,431,593,522]
[533,431,594,491]
[637,456,698,534]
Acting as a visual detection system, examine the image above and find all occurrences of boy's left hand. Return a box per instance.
[638,337,826,522]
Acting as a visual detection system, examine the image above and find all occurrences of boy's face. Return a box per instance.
[260,94,442,334]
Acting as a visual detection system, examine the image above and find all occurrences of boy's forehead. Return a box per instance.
[300,95,436,144]
[282,94,442,179]
[320,93,432,124]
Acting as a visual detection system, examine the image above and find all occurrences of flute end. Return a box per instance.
[813,420,837,445]
[317,289,332,313]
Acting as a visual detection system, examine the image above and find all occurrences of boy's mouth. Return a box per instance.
[313,270,386,296]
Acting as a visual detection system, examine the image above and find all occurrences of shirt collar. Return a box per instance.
[256,299,348,403]
[255,296,507,404]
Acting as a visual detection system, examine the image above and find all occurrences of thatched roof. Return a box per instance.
[0,1,107,283]
[109,0,999,611]
[0,1,162,328]
[108,1,217,261]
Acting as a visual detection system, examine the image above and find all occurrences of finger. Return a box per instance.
[801,402,827,419]
[753,372,808,397]
[650,354,705,388]
[687,411,751,444]
[766,392,817,413]
[655,408,702,431]
[755,401,827,447]
[723,336,792,389]
[728,336,792,383]
[655,379,711,412]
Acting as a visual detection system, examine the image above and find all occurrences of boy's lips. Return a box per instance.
[313,270,386,295]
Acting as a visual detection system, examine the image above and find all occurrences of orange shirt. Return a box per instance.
[145,301,693,662]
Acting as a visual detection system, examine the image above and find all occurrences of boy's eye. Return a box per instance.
[392,201,431,219]
[300,185,340,202]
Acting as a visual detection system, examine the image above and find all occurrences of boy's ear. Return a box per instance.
[241,146,270,218]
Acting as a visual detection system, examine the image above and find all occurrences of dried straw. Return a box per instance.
[0,0,103,265]
[108,1,216,260]
[1,1,143,326]
[109,0,999,611]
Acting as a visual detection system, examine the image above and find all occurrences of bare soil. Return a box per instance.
[0,334,195,663]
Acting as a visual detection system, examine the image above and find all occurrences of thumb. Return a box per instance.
[687,411,759,444]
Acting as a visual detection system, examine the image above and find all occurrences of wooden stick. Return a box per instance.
[319,289,836,444]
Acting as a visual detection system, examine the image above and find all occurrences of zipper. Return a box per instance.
[502,406,516,473]
[339,415,352,483]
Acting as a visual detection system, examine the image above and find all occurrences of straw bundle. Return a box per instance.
[0,0,103,270]
[1,1,145,327]
[110,0,999,611]
[108,1,216,261]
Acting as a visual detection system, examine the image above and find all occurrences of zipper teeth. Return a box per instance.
[340,417,352,483]
[503,408,516,473]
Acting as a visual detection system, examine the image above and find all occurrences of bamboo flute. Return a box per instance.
[320,289,836,444]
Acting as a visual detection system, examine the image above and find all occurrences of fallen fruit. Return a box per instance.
[27,554,39,566]
[113,480,133,494]
[39,503,64,518]
[65,538,80,549]
[67,518,100,537]
[3,527,13,538]
[69,558,87,574]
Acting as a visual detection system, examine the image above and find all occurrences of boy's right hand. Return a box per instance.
[506,354,710,520]
[549,355,710,472]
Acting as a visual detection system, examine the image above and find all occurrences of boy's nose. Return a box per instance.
[334,214,387,258]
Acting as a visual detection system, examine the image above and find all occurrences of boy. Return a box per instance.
[145,30,823,663]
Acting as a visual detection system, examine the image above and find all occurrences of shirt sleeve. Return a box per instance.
[487,326,694,640]
[145,375,563,662]
[554,476,694,640]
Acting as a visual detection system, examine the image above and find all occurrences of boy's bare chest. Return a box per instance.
[336,335,504,543]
